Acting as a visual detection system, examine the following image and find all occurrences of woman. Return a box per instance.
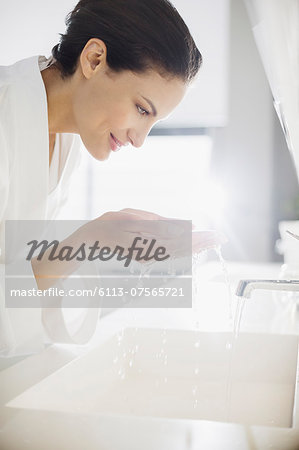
[0,0,225,356]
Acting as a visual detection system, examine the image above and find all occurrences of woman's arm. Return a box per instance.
[31,208,226,291]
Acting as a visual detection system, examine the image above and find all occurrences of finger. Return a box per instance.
[121,208,165,220]
[94,219,182,242]
[149,230,227,259]
[119,210,193,235]
[123,220,185,238]
[99,211,192,239]
[155,230,227,256]
[158,215,194,232]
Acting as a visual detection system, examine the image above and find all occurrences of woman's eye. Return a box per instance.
[137,105,150,116]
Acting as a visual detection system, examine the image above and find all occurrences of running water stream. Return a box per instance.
[214,247,246,420]
[192,246,247,419]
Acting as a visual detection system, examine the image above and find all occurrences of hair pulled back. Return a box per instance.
[52,0,202,82]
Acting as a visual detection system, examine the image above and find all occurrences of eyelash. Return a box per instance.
[137,105,150,116]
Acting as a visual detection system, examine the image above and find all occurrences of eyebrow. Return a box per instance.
[141,96,157,117]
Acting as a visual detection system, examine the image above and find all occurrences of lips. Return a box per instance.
[110,133,124,152]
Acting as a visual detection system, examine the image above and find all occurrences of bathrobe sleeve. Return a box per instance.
[0,123,9,220]
[0,56,99,355]
[0,123,45,356]
[41,135,100,346]
[0,122,15,354]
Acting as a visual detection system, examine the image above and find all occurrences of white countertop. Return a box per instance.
[1,261,299,450]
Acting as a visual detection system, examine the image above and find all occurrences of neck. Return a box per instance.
[41,66,77,135]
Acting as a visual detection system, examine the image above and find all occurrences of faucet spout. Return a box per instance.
[235,279,299,299]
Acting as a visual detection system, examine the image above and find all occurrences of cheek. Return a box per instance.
[102,99,134,129]
[74,82,135,134]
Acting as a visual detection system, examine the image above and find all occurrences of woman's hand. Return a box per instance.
[83,208,227,256]
[31,208,227,290]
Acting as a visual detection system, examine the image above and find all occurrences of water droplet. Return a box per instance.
[192,386,198,396]
[113,356,118,364]
[226,342,232,350]
[194,367,200,375]
[117,331,124,345]
[164,377,168,383]
[118,369,126,380]
[129,360,133,368]
[194,341,200,348]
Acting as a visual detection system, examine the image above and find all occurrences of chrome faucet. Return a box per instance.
[236,230,299,299]
[236,279,299,299]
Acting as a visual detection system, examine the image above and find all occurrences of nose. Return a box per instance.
[129,124,153,148]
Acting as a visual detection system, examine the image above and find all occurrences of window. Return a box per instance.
[58,134,213,229]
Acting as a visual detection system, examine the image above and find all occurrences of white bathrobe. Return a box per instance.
[0,55,98,356]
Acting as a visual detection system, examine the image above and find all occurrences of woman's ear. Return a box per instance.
[79,38,108,79]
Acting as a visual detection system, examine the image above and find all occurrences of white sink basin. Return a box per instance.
[7,328,299,428]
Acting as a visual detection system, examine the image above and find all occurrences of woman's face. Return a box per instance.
[71,40,187,160]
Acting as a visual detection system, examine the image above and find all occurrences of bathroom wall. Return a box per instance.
[156,0,230,128]
[211,0,298,262]
[0,0,76,64]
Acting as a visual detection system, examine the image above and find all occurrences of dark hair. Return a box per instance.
[51,0,202,83]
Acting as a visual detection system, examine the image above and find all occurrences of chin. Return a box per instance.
[87,145,111,162]
[91,151,110,162]
[80,134,111,161]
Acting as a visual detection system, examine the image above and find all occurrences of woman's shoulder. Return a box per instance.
[0,56,45,115]
[0,56,40,84]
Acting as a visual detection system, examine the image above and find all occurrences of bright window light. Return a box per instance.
[58,135,214,228]
[197,181,229,221]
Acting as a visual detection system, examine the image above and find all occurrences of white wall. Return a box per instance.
[159,0,230,128]
[0,0,76,64]
[212,0,275,262]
